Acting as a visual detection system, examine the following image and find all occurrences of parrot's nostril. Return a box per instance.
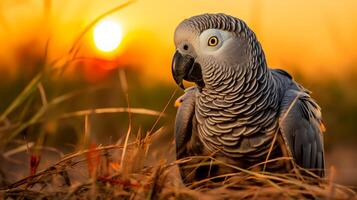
[183,44,189,51]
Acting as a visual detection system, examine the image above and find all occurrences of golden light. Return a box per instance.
[93,20,123,52]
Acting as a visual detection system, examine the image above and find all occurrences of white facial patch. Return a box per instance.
[199,29,232,54]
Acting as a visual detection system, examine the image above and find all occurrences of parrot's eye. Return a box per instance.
[208,36,219,47]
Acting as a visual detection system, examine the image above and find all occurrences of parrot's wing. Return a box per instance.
[278,89,325,176]
[175,87,197,159]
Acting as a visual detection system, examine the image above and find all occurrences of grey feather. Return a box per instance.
[174,87,197,158]
[278,87,325,176]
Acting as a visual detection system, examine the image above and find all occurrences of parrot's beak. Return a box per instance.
[171,51,204,89]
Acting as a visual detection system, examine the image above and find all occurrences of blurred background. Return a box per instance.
[0,0,356,186]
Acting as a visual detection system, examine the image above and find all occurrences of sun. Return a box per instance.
[93,20,123,52]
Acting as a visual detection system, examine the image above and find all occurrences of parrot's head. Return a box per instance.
[172,13,265,90]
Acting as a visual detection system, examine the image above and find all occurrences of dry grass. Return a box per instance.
[0,130,355,200]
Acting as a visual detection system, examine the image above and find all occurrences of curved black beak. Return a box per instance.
[171,51,204,89]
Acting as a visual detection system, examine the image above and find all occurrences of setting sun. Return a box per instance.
[93,19,123,52]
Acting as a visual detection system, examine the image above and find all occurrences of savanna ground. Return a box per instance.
[1,1,357,199]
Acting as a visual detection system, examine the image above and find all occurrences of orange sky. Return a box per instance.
[0,0,357,81]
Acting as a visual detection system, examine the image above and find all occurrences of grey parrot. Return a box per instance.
[171,13,325,183]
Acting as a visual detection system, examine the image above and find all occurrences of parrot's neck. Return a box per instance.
[200,64,280,114]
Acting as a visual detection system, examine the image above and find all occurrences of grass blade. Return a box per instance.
[0,73,42,123]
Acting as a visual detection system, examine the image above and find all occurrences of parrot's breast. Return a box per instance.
[195,82,281,162]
